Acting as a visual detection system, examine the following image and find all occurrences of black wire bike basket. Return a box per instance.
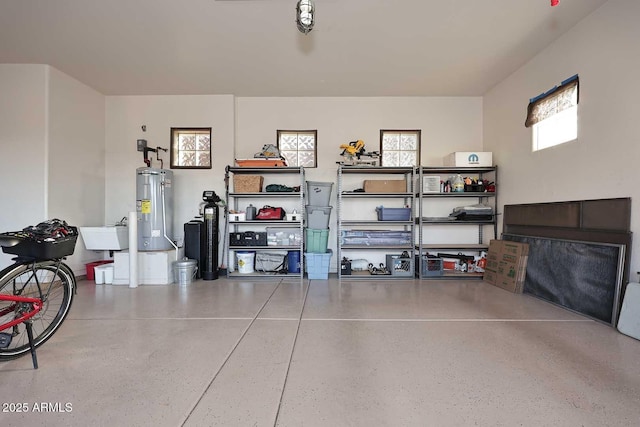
[1,220,78,260]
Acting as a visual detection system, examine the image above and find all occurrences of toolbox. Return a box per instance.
[229,231,267,246]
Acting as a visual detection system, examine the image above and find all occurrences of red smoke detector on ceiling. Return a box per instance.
[551,0,559,6]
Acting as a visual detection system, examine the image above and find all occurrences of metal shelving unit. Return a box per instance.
[337,165,415,279]
[416,166,498,279]
[225,166,305,281]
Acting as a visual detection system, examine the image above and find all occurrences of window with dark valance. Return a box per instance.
[525,74,579,128]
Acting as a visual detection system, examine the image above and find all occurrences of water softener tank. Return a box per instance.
[136,167,174,251]
[201,191,220,280]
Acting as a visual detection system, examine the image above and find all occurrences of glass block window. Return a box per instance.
[380,130,421,167]
[170,128,212,169]
[277,130,317,168]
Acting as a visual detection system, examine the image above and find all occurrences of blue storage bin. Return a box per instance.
[376,206,411,221]
[304,249,333,279]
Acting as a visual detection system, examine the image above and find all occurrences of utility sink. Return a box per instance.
[79,226,129,251]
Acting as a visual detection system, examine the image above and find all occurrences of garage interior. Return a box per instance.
[1,0,640,425]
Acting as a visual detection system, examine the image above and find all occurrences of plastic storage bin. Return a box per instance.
[266,227,303,246]
[385,254,414,276]
[376,206,411,221]
[86,260,114,281]
[306,205,332,229]
[287,250,301,273]
[422,176,441,193]
[340,230,412,246]
[94,264,114,285]
[304,249,333,280]
[416,255,443,277]
[306,181,333,206]
[306,228,329,253]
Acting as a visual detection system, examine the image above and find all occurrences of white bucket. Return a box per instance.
[94,264,114,285]
[173,258,198,285]
[94,265,105,285]
[236,251,255,274]
[103,265,114,285]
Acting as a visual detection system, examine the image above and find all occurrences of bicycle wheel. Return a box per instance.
[0,260,75,359]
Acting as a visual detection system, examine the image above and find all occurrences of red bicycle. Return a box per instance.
[0,294,43,368]
[0,220,78,368]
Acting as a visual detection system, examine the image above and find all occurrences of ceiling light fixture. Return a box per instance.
[296,0,315,34]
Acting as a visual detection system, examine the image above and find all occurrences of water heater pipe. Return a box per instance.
[161,179,179,261]
[128,211,138,288]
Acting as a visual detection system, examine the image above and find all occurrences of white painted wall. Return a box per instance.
[236,97,483,168]
[0,65,106,273]
[105,95,235,265]
[0,65,48,270]
[48,66,106,273]
[103,96,480,272]
[483,0,640,276]
[237,97,483,268]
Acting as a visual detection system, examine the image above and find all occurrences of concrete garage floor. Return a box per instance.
[1,277,640,426]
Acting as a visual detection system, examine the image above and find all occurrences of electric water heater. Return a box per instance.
[136,167,174,251]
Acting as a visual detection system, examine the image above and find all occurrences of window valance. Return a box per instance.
[525,75,579,128]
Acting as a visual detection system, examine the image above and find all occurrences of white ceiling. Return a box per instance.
[0,0,608,97]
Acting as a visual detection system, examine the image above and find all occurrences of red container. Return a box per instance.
[86,260,113,280]
[442,260,457,270]
[235,159,286,167]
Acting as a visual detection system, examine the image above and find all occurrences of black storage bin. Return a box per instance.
[184,220,205,279]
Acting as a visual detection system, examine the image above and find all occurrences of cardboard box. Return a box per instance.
[363,179,406,193]
[485,240,501,272]
[234,175,263,193]
[484,239,529,293]
[229,212,246,222]
[483,269,498,285]
[444,152,492,167]
[487,240,502,260]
